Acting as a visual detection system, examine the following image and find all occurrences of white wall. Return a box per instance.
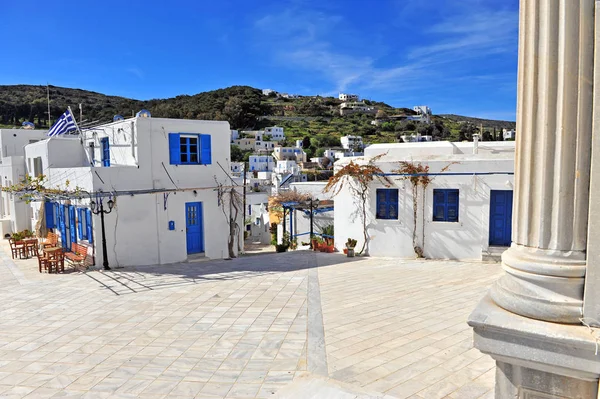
[333,155,515,260]
[24,117,242,266]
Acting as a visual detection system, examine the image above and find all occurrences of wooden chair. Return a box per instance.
[66,243,88,270]
[8,238,26,259]
[25,238,39,258]
[37,254,51,273]
[47,250,65,273]
[41,232,58,248]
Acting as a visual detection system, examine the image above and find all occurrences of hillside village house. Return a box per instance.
[333,140,515,260]
[340,135,364,151]
[0,128,51,235]
[22,116,241,267]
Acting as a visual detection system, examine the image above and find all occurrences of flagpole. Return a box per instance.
[47,84,51,128]
[68,106,93,167]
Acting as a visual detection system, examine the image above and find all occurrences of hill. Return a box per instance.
[0,84,516,157]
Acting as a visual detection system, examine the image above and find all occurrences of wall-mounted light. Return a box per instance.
[193,190,197,196]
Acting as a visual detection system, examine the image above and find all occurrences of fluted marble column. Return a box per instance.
[490,0,594,324]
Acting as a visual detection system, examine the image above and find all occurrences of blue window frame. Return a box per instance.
[77,208,87,240]
[85,209,93,243]
[169,133,211,165]
[100,137,110,167]
[433,189,459,222]
[376,188,398,219]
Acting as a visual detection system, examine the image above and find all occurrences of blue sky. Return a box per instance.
[2,0,519,120]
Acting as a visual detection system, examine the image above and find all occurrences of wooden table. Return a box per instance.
[43,247,64,273]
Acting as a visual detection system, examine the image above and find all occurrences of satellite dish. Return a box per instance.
[22,121,35,129]
[136,109,151,118]
[113,115,124,122]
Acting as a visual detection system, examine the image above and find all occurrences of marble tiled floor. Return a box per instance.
[0,242,501,399]
[318,257,502,399]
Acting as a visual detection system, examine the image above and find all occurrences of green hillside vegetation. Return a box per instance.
[0,84,515,161]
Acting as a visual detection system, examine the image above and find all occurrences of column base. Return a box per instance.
[469,295,600,398]
[490,244,585,324]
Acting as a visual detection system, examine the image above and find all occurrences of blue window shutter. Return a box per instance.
[45,202,54,229]
[169,133,181,165]
[447,190,459,222]
[86,209,93,244]
[200,134,212,165]
[389,189,398,219]
[77,208,83,240]
[69,206,77,245]
[101,137,110,167]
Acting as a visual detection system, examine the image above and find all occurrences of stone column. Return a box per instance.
[490,0,594,324]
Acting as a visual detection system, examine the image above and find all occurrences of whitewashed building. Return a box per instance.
[264,126,285,141]
[338,93,359,101]
[0,128,50,235]
[503,128,516,140]
[411,105,432,124]
[231,162,244,175]
[273,146,307,162]
[340,135,364,151]
[249,155,275,172]
[24,116,242,267]
[333,141,515,260]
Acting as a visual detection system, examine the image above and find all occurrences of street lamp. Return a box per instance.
[90,197,114,271]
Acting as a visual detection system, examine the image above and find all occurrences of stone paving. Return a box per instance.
[0,241,502,399]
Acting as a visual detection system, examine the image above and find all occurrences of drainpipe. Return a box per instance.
[473,134,480,154]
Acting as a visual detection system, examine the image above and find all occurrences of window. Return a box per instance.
[100,137,110,167]
[376,189,398,219]
[77,208,87,240]
[33,157,43,177]
[433,189,459,222]
[86,209,93,243]
[169,133,211,165]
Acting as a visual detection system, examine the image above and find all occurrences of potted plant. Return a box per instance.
[321,225,334,246]
[313,236,325,251]
[346,238,357,257]
[289,238,298,250]
[275,232,290,253]
[11,232,23,244]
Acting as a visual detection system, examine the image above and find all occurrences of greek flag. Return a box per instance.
[47,109,77,137]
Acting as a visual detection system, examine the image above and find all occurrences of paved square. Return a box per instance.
[0,242,501,398]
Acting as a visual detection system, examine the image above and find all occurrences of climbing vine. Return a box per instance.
[393,161,456,257]
[214,177,243,259]
[1,175,84,203]
[324,154,391,256]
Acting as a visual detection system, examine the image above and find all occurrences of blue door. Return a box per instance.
[185,202,204,254]
[69,205,77,249]
[59,205,68,249]
[489,190,513,246]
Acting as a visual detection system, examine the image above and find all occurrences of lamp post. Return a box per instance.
[309,198,319,249]
[90,197,114,271]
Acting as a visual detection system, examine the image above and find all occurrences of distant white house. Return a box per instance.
[341,135,364,151]
[24,116,242,267]
[400,134,433,143]
[230,130,239,141]
[503,129,516,140]
[339,93,359,102]
[264,126,285,141]
[410,106,433,124]
[231,162,244,175]
[231,138,256,151]
[333,141,516,260]
[273,146,307,163]
[249,155,275,172]
[0,128,51,236]
[339,102,377,116]
[262,89,277,96]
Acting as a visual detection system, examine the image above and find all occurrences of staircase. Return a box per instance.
[482,246,508,262]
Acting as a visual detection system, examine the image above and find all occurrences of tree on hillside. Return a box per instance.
[302,136,311,149]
